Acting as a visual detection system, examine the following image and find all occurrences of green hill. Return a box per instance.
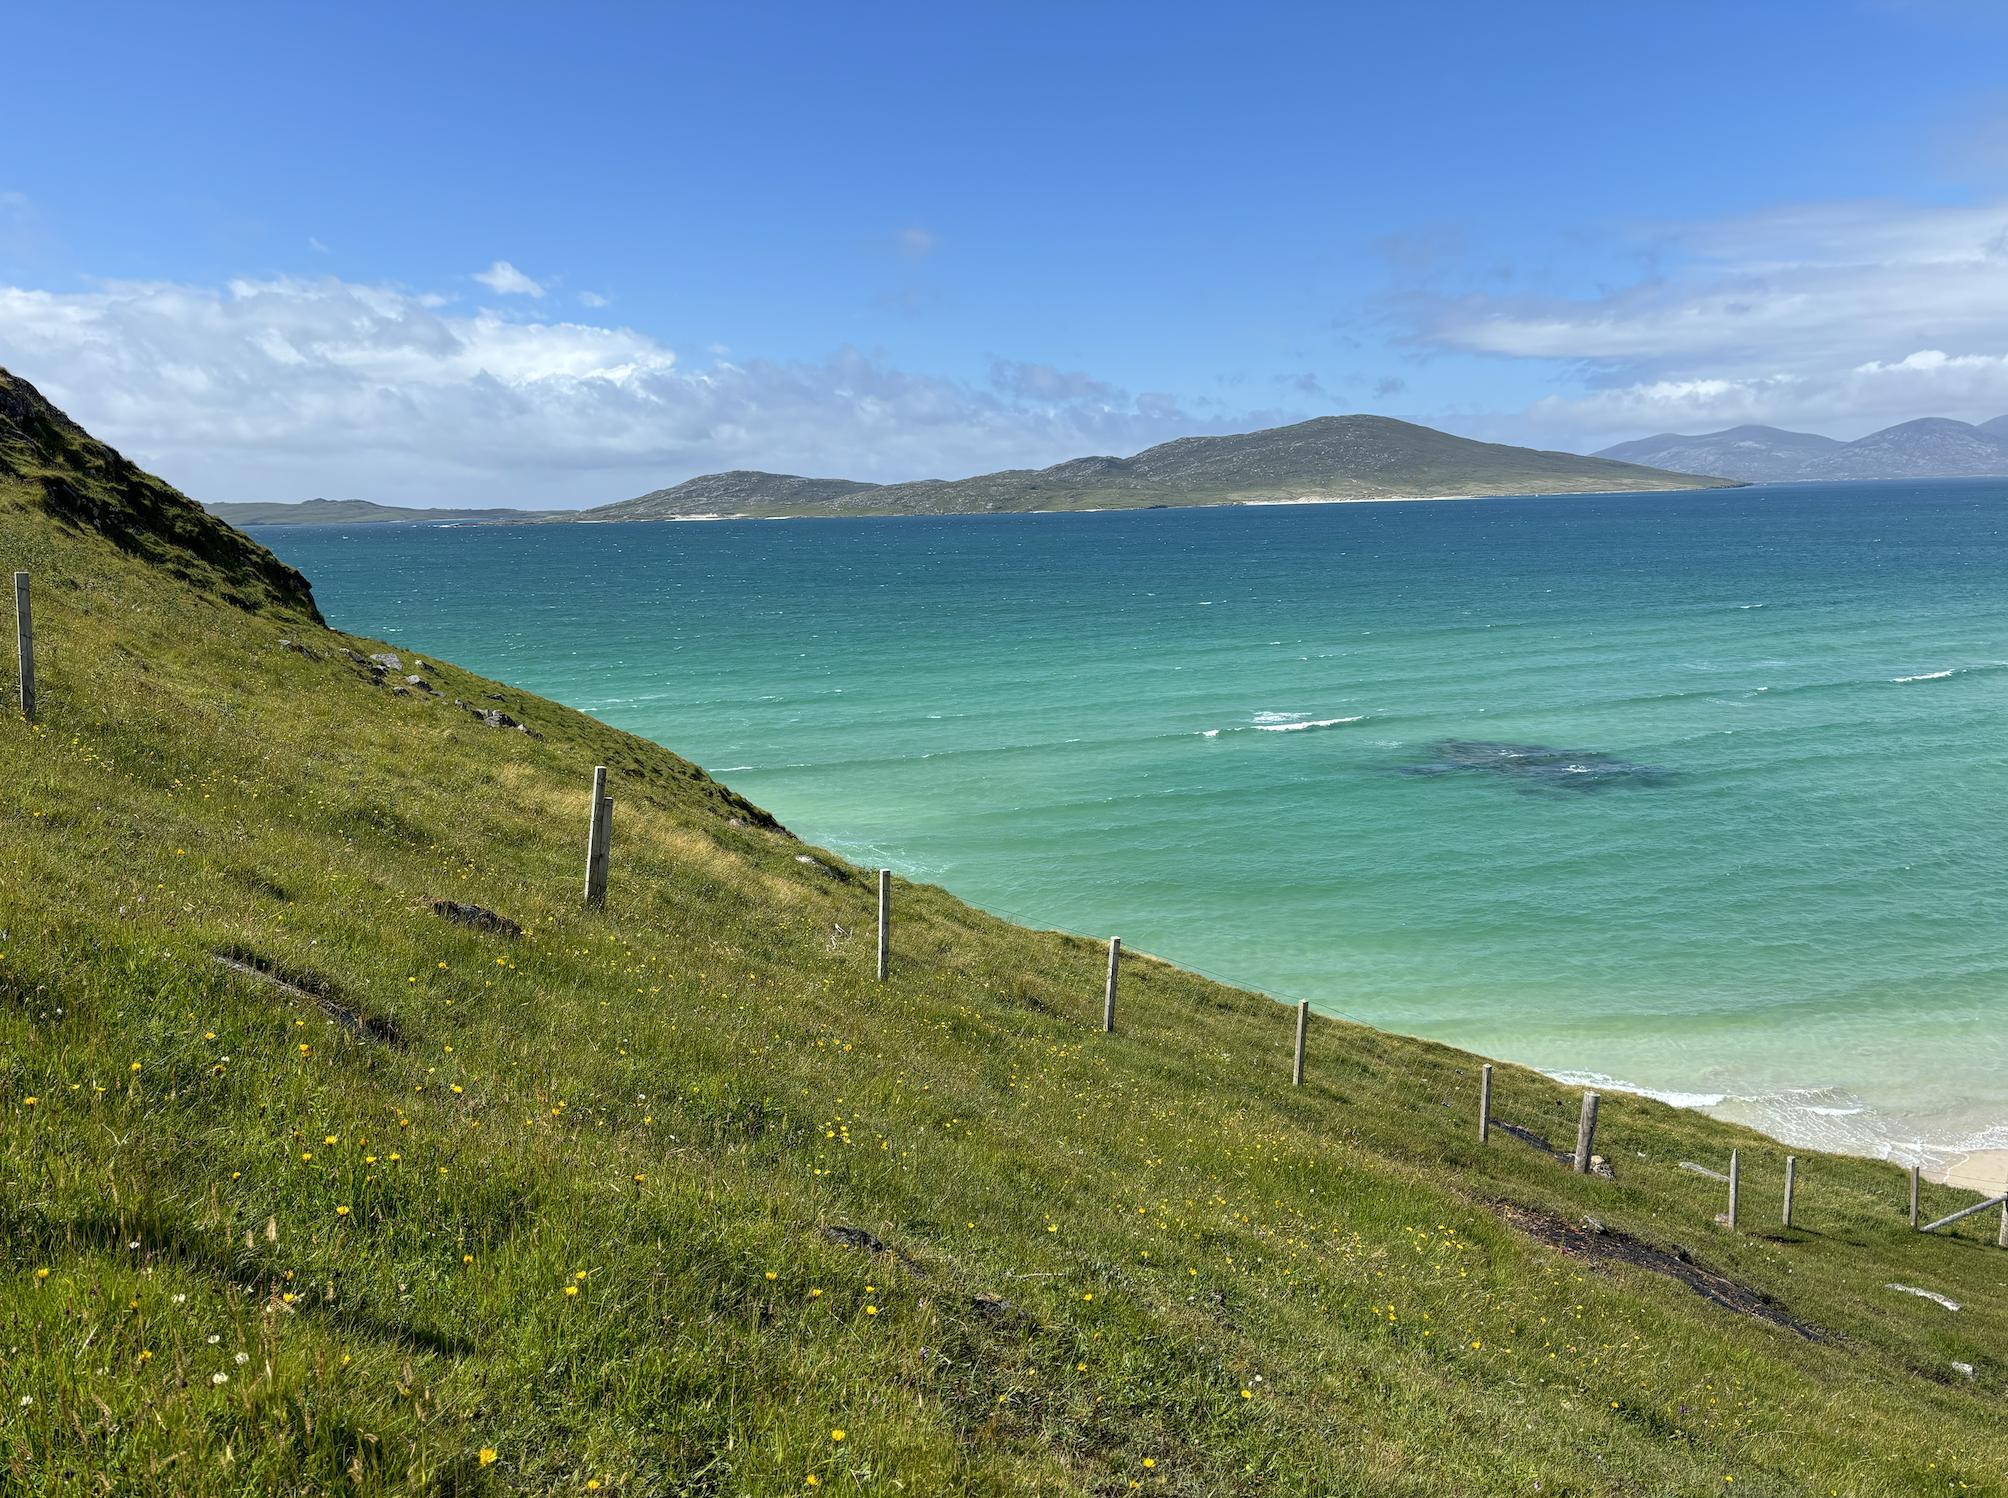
[2,364,2002,1495]
[583,416,1739,521]
[204,499,563,526]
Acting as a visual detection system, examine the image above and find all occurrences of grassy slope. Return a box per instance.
[2,381,2005,1497]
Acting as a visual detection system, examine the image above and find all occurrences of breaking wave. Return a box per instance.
[1198,712,1366,738]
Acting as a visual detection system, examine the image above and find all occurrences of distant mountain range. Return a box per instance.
[209,415,1736,527]
[204,498,566,526]
[580,415,1733,522]
[1594,416,2008,484]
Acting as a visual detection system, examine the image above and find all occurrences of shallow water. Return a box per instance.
[255,478,2008,1168]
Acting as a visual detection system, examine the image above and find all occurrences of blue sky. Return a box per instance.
[7,0,2008,504]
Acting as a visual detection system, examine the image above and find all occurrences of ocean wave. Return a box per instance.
[1546,1070,1728,1109]
[1256,715,1364,733]
[1891,669,1957,683]
[1543,1072,2006,1170]
[1198,714,1366,738]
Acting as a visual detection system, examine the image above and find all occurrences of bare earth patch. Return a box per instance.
[1495,1202,1824,1341]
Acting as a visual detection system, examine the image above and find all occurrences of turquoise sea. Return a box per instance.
[253,480,2008,1169]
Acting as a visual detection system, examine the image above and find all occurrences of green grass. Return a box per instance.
[3,373,2006,1495]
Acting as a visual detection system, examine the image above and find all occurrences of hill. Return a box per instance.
[581,415,1737,521]
[205,498,563,526]
[3,364,2005,1493]
[1594,425,1844,484]
[1596,416,2008,483]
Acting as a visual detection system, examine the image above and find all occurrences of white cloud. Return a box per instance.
[472,259,545,297]
[576,290,608,308]
[1415,197,2008,444]
[896,226,937,260]
[307,236,330,254]
[0,272,1265,505]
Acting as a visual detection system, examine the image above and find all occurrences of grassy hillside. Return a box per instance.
[3,366,2005,1496]
[582,416,1739,522]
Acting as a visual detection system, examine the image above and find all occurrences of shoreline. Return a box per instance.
[554,486,1714,525]
[238,481,1746,530]
[1537,1069,2008,1195]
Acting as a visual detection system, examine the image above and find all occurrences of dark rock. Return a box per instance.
[431,900,523,938]
[404,675,437,693]
[1401,740,1672,795]
[821,1225,887,1254]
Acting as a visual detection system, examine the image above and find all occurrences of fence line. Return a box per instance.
[21,583,1998,1254]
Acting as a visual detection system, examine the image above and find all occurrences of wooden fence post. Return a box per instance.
[876,870,891,982]
[1102,937,1120,1033]
[1478,1064,1492,1143]
[583,766,611,907]
[1909,1164,1920,1230]
[1727,1150,1740,1231]
[1999,1199,2007,1250]
[1292,1000,1308,1086]
[13,571,33,724]
[1572,1091,1599,1173]
[1783,1156,1796,1229]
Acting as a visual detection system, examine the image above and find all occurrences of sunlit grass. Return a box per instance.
[3,455,2006,1495]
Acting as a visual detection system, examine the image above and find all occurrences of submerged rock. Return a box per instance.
[1402,740,1672,794]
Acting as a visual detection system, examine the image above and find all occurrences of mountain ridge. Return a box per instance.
[578,413,1737,522]
[1596,415,2008,483]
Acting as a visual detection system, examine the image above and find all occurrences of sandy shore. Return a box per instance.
[1941,1149,2008,1195]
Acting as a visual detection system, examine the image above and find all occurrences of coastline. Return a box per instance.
[1541,1068,2008,1195]
[1941,1149,2008,1195]
[546,485,1717,525]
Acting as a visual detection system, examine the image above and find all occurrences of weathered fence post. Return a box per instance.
[1101,937,1120,1033]
[1919,1192,2008,1235]
[1783,1156,1796,1229]
[876,869,891,982]
[583,766,611,906]
[1292,1000,1309,1086]
[1572,1091,1599,1173]
[1909,1164,1920,1229]
[1478,1064,1492,1143]
[2000,1199,2007,1250]
[1727,1150,1741,1231]
[13,571,33,723]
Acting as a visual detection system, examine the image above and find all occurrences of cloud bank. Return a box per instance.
[0,274,1257,506]
[1416,197,2008,446]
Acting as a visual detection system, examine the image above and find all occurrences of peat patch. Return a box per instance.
[1495,1202,1822,1340]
